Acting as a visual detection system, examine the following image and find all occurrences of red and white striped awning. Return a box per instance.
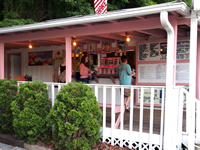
[94,0,107,14]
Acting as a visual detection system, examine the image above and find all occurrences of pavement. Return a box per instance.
[0,142,25,150]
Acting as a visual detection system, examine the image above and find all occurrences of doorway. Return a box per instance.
[7,53,22,79]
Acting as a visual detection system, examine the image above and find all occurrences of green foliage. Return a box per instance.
[11,81,51,144]
[47,82,102,150]
[0,18,35,27]
[0,79,17,134]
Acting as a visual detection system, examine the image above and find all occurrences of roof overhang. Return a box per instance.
[0,2,191,35]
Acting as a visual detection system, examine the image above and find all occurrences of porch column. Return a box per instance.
[160,12,178,149]
[187,10,198,149]
[189,11,198,99]
[0,43,4,79]
[65,37,72,83]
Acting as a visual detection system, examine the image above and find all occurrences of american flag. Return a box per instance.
[94,0,107,14]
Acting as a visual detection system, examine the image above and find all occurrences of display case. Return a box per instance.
[98,57,121,75]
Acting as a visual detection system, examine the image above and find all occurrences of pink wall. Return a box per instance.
[197,37,200,99]
[0,43,4,79]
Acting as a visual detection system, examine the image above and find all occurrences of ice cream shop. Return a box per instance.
[0,1,200,149]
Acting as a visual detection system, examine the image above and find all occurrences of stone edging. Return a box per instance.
[0,134,53,150]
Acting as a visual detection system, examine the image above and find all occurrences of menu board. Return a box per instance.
[138,40,189,61]
[176,63,189,83]
[138,63,166,83]
[138,63,189,83]
[177,40,190,60]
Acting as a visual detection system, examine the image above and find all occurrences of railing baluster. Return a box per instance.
[149,87,154,150]
[58,84,61,92]
[159,87,165,150]
[120,86,124,147]
[51,84,55,107]
[177,87,184,150]
[129,86,134,149]
[102,86,106,142]
[187,91,195,150]
[111,86,115,146]
[139,87,144,150]
[95,85,98,102]
[17,82,20,93]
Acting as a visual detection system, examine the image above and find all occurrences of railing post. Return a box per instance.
[102,85,106,142]
[139,87,144,150]
[120,86,124,147]
[187,92,195,150]
[111,86,115,146]
[51,84,55,107]
[177,87,184,150]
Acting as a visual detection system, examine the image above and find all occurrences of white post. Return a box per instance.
[188,10,198,150]
[189,10,198,107]
[160,11,178,149]
[65,37,72,83]
[0,43,4,79]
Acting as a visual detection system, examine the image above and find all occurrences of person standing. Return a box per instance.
[116,55,135,110]
[79,55,92,84]
[58,58,66,83]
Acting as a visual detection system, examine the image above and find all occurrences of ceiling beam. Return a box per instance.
[77,35,115,43]
[138,29,166,38]
[96,33,126,41]
[77,39,100,44]
[125,31,147,40]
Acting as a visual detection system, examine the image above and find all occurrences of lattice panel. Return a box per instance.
[101,137,188,150]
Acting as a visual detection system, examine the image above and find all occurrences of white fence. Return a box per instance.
[177,87,200,150]
[17,81,200,149]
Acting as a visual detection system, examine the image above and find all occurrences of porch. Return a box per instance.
[17,81,193,150]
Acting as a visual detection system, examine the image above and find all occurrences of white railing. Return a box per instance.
[18,81,167,149]
[177,87,200,150]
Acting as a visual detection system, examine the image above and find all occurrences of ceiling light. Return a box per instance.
[126,37,131,42]
[28,44,33,49]
[73,41,77,46]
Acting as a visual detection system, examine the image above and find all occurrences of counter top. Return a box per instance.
[93,74,135,84]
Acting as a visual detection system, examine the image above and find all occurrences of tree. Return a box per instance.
[0,0,192,27]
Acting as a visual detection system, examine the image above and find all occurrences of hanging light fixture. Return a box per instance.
[126,37,131,42]
[28,44,33,49]
[73,41,77,46]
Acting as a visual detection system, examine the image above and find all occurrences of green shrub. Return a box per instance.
[47,82,102,150]
[11,81,51,144]
[0,79,17,134]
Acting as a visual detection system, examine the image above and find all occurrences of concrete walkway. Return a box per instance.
[0,142,25,150]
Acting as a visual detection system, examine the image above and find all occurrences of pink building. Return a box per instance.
[0,1,200,149]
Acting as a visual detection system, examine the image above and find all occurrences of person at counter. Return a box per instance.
[79,55,92,84]
[116,55,135,111]
[58,58,66,83]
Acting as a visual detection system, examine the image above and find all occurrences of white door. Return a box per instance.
[10,55,21,79]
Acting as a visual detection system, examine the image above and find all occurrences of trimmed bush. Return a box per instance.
[11,81,51,144]
[0,79,17,134]
[47,82,102,150]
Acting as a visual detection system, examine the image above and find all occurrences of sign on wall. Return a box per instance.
[138,63,189,83]
[137,86,188,106]
[88,43,96,54]
[29,51,53,66]
[138,40,190,61]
